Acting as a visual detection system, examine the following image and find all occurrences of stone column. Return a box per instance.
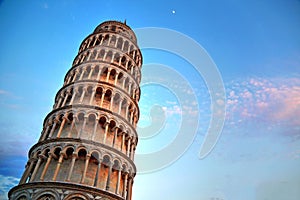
[108,35,112,46]
[72,70,79,82]
[55,96,63,109]
[131,147,136,161]
[127,45,131,54]
[69,89,77,105]
[125,106,129,120]
[61,92,70,107]
[29,155,45,182]
[67,118,76,138]
[130,110,134,124]
[118,56,122,66]
[111,53,115,63]
[95,50,100,60]
[48,120,58,138]
[94,159,102,187]
[78,116,87,138]
[80,54,85,63]
[100,36,104,45]
[19,159,35,184]
[88,66,95,79]
[79,69,86,80]
[89,88,96,105]
[133,116,137,128]
[116,168,121,194]
[121,41,125,51]
[52,152,65,181]
[93,36,98,46]
[40,153,53,181]
[67,74,73,84]
[40,125,50,141]
[130,66,134,76]
[121,133,125,152]
[126,138,131,157]
[128,82,132,95]
[118,100,123,115]
[56,117,67,138]
[106,69,111,82]
[87,51,92,61]
[79,87,87,103]
[130,143,135,160]
[103,123,109,144]
[114,73,119,86]
[115,37,119,48]
[109,93,115,110]
[96,67,102,81]
[100,92,105,107]
[66,153,77,181]
[133,50,136,60]
[91,117,99,140]
[112,128,118,147]
[106,163,112,190]
[87,39,92,48]
[122,77,126,89]
[103,51,107,61]
[80,154,91,183]
[127,177,133,200]
[122,173,128,198]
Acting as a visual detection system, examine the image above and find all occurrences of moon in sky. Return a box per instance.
[172,10,176,14]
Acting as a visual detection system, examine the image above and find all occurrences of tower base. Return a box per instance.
[9,182,124,200]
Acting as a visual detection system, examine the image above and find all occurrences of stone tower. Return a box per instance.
[8,20,142,200]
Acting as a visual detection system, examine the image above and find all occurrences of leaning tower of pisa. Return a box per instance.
[8,20,142,200]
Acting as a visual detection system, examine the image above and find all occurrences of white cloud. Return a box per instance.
[0,174,19,200]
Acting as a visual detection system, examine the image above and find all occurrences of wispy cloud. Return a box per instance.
[0,89,23,110]
[0,89,22,100]
[0,174,19,200]
[162,105,182,116]
[226,77,300,127]
[197,76,300,163]
[0,90,9,95]
[0,121,38,157]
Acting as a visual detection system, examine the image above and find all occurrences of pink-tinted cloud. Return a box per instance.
[226,77,300,126]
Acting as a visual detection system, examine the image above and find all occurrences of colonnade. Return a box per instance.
[20,145,134,199]
[65,64,140,96]
[53,83,139,127]
[78,32,141,66]
[66,62,140,86]
[39,111,137,159]
[62,63,140,101]
[73,47,141,77]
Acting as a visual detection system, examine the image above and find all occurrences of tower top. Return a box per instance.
[94,20,137,43]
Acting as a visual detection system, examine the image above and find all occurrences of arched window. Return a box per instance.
[117,37,123,49]
[17,195,27,200]
[64,193,88,200]
[37,194,55,200]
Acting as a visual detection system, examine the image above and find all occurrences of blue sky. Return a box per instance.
[0,0,300,199]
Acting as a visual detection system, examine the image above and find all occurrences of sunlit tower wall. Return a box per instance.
[8,20,142,200]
